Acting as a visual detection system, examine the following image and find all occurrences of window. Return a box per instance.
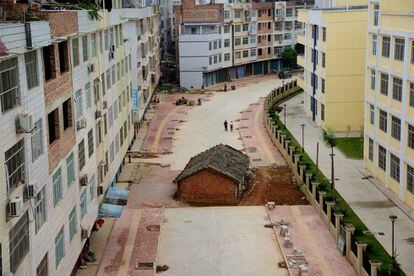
[408,124,414,149]
[390,154,400,181]
[322,52,326,68]
[72,38,80,67]
[379,110,388,132]
[75,89,83,119]
[382,36,390,58]
[224,10,230,19]
[31,119,43,162]
[378,145,386,171]
[380,73,388,95]
[392,77,402,101]
[5,139,25,191]
[82,36,88,62]
[322,27,326,42]
[368,138,374,161]
[58,41,69,73]
[321,78,325,93]
[213,41,217,50]
[235,25,241,32]
[235,38,241,46]
[110,141,115,161]
[9,212,29,273]
[370,104,375,125]
[62,98,72,130]
[78,140,86,171]
[373,4,379,26]
[53,167,62,206]
[93,78,100,104]
[85,83,92,109]
[88,129,94,157]
[224,26,230,33]
[96,122,102,145]
[48,108,60,144]
[111,65,116,85]
[80,190,87,218]
[372,35,377,55]
[35,187,46,233]
[25,51,39,89]
[224,53,230,61]
[321,104,325,121]
[408,165,414,194]
[106,69,111,89]
[43,45,56,82]
[235,52,241,59]
[55,227,65,268]
[69,207,77,241]
[391,116,401,141]
[250,49,256,57]
[90,175,96,200]
[243,50,248,58]
[235,10,241,18]
[36,254,48,276]
[243,24,249,31]
[243,37,249,45]
[66,152,74,185]
[410,83,414,107]
[394,38,405,61]
[224,39,230,47]
[91,33,97,58]
[370,69,376,90]
[0,57,19,112]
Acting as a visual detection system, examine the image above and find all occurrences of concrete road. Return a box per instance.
[151,77,285,170]
[157,206,288,276]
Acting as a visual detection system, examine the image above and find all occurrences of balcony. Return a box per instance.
[297,33,306,45]
[297,54,305,68]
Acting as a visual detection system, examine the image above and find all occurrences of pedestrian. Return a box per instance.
[224,83,227,92]
[230,121,234,131]
[224,120,228,131]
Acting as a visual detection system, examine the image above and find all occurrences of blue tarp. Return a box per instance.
[99,203,124,218]
[106,186,129,201]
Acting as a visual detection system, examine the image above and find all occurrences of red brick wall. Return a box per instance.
[43,11,78,38]
[175,0,224,26]
[48,128,76,173]
[176,169,239,205]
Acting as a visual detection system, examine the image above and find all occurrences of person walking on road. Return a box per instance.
[224,120,228,131]
[224,83,227,92]
[230,121,234,131]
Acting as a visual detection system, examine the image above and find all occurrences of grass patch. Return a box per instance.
[268,94,404,275]
[334,137,364,159]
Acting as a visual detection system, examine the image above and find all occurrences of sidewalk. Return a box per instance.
[283,94,414,273]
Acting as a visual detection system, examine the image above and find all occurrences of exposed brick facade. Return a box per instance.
[48,127,76,173]
[42,11,78,38]
[175,169,239,205]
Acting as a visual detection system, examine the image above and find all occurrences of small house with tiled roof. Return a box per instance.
[174,144,250,205]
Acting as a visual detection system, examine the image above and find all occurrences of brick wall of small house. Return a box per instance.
[176,169,239,205]
[48,127,76,173]
[42,11,78,38]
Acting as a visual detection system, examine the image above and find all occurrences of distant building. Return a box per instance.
[174,144,250,205]
[364,0,414,210]
[297,0,368,133]
[174,0,314,88]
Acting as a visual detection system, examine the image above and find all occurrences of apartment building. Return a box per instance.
[363,0,414,210]
[297,0,368,132]
[175,0,312,88]
[0,2,159,275]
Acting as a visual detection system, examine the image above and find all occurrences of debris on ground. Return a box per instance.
[156,265,169,273]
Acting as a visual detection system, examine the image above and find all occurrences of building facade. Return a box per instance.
[363,0,414,210]
[175,0,313,88]
[0,2,159,275]
[297,0,368,133]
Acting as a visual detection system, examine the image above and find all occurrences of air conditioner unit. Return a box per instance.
[102,101,108,109]
[77,118,87,130]
[80,174,89,186]
[17,112,34,133]
[81,228,89,240]
[9,197,24,217]
[95,110,102,119]
[87,63,95,74]
[26,184,36,199]
[97,185,104,195]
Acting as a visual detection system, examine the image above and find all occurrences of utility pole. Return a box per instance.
[283,104,287,126]
[301,123,305,153]
[316,142,319,181]
[389,215,398,260]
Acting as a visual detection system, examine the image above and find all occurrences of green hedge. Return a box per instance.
[268,99,404,275]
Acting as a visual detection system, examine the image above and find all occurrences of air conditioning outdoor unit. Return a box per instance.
[81,228,89,240]
[26,184,36,199]
[9,197,24,217]
[87,63,95,74]
[97,185,104,195]
[17,112,34,133]
[95,110,102,119]
[77,118,87,130]
[80,174,89,186]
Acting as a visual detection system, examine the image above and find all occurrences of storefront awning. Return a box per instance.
[98,203,124,218]
[104,186,129,205]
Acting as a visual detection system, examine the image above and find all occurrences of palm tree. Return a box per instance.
[322,130,337,190]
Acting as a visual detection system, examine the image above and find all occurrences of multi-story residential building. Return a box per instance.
[175,0,312,88]
[297,0,368,133]
[0,1,159,275]
[364,0,414,210]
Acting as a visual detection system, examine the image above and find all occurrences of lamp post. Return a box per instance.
[301,123,305,153]
[283,104,287,126]
[389,215,398,260]
[329,152,335,190]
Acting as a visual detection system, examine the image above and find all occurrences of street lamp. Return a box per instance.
[329,152,335,190]
[389,215,398,260]
[283,104,287,126]
[301,123,305,153]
